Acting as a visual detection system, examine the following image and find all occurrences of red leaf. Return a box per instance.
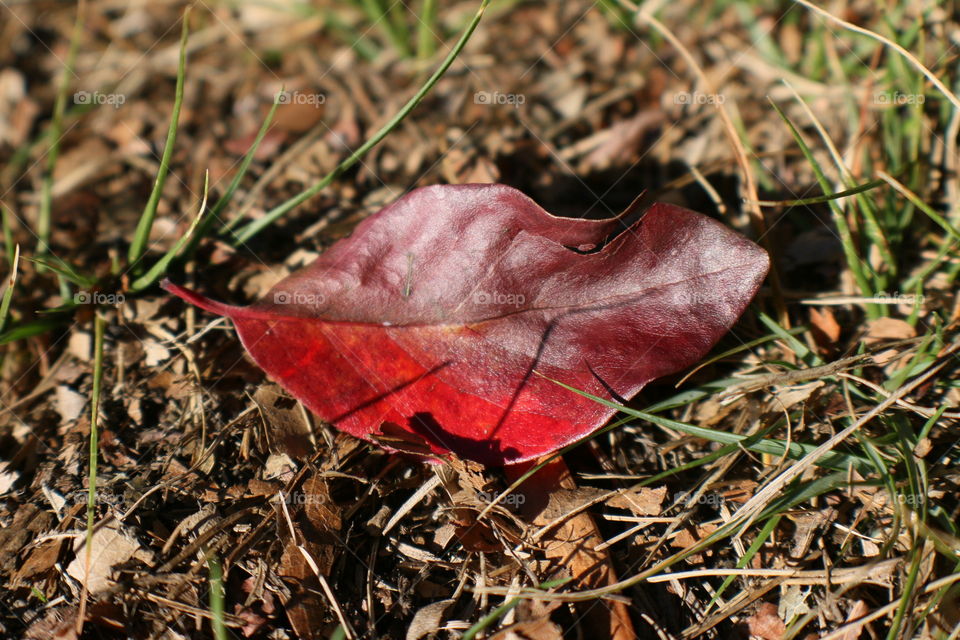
[164,184,768,466]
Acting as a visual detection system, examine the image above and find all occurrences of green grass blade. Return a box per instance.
[0,316,69,344]
[81,312,106,608]
[752,178,885,207]
[417,0,439,62]
[757,311,819,365]
[705,514,782,614]
[26,255,96,288]
[0,245,20,334]
[541,374,873,472]
[127,10,190,268]
[131,172,209,292]
[206,552,227,640]
[768,100,879,309]
[462,578,570,640]
[785,85,895,272]
[675,322,807,386]
[880,170,960,241]
[360,0,411,57]
[2,207,15,269]
[231,0,492,244]
[216,94,283,235]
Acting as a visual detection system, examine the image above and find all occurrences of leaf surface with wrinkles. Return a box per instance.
[164,183,768,465]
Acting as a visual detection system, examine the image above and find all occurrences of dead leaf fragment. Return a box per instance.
[66,520,146,593]
[838,599,870,640]
[864,317,916,345]
[606,486,666,516]
[809,306,841,345]
[747,602,785,640]
[406,599,455,640]
[510,459,636,640]
[490,617,563,640]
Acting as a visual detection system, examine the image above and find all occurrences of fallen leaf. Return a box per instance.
[55,386,86,424]
[490,617,563,640]
[838,599,870,640]
[66,520,145,594]
[254,384,313,458]
[234,576,277,638]
[23,607,79,640]
[509,458,635,640]
[768,380,824,412]
[747,602,786,640]
[864,317,916,345]
[406,599,455,640]
[278,473,340,640]
[670,523,719,563]
[809,306,841,347]
[606,486,666,516]
[165,184,768,465]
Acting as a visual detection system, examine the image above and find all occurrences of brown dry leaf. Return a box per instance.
[510,458,635,640]
[838,599,870,640]
[146,370,193,399]
[440,148,500,184]
[0,69,38,147]
[406,599,455,640]
[446,456,489,495]
[671,524,719,563]
[23,606,80,640]
[225,127,286,159]
[864,317,916,345]
[578,111,664,172]
[15,535,64,586]
[768,380,825,412]
[52,138,115,198]
[6,504,55,581]
[66,520,147,594]
[436,457,516,551]
[254,384,313,458]
[606,486,666,516]
[301,472,342,533]
[809,306,841,346]
[234,576,277,638]
[747,602,786,640]
[278,473,341,640]
[490,617,564,640]
[914,437,933,458]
